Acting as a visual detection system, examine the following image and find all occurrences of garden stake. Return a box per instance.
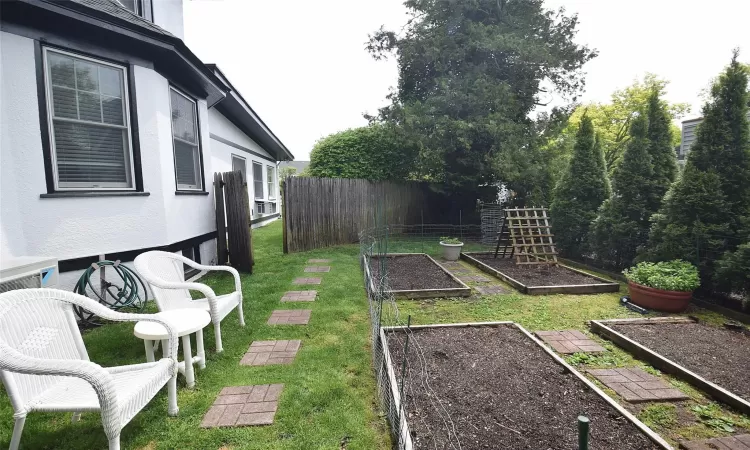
[399,315,412,405]
[578,415,589,450]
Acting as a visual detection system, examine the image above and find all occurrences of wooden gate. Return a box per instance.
[214,171,254,273]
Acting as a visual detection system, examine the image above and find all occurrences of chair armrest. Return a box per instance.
[154,253,243,303]
[0,343,119,430]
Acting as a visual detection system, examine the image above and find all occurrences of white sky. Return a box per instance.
[184,0,750,161]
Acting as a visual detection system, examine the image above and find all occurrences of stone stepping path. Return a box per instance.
[267,309,311,325]
[536,330,606,353]
[293,277,321,285]
[474,284,510,295]
[308,259,331,263]
[201,384,283,427]
[281,290,317,302]
[680,435,750,450]
[587,368,689,403]
[304,266,330,273]
[459,274,492,283]
[241,340,301,366]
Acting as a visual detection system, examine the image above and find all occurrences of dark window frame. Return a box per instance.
[35,42,144,195]
[168,85,207,193]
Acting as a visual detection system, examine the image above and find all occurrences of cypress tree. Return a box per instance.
[645,89,678,212]
[551,116,610,258]
[590,114,654,268]
[643,51,749,283]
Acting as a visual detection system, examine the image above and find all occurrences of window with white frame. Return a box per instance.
[117,0,143,16]
[266,165,275,199]
[255,201,265,215]
[43,48,135,190]
[252,162,263,199]
[170,87,203,191]
[231,155,247,183]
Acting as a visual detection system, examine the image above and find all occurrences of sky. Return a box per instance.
[184,0,750,161]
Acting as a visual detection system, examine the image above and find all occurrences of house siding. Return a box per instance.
[0,31,217,288]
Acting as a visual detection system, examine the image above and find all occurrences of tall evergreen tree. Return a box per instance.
[643,51,749,283]
[590,114,653,268]
[645,89,678,212]
[551,116,610,258]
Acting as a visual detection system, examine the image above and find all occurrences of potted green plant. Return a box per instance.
[440,237,464,261]
[622,260,700,312]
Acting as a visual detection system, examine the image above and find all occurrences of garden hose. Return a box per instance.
[73,260,147,327]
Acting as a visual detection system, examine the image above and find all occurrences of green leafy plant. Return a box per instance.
[691,404,737,432]
[566,351,629,367]
[440,237,463,245]
[639,404,678,429]
[623,260,700,291]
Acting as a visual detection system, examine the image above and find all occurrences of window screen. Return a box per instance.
[232,155,247,183]
[170,88,203,190]
[252,162,263,199]
[45,48,133,189]
[267,166,275,199]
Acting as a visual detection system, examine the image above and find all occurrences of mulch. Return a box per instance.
[371,255,462,291]
[472,254,604,286]
[387,325,659,449]
[611,322,750,402]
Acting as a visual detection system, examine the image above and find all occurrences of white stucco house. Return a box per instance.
[0,0,293,288]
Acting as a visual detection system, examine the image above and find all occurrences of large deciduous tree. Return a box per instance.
[367,0,596,206]
[550,116,610,258]
[643,51,749,285]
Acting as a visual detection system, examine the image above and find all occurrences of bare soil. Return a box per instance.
[611,322,750,402]
[371,254,462,291]
[387,325,659,449]
[471,254,605,286]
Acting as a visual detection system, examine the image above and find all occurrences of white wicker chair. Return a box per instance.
[133,251,244,353]
[0,288,179,450]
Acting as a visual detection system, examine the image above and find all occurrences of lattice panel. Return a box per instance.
[504,207,558,265]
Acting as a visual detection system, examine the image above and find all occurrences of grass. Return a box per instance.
[0,222,390,450]
[638,404,679,430]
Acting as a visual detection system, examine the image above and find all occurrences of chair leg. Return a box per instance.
[107,434,121,450]
[237,300,245,326]
[72,412,82,422]
[214,321,223,353]
[168,374,179,416]
[10,415,25,450]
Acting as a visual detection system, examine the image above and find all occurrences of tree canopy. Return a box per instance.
[550,115,610,258]
[368,0,596,204]
[547,74,689,175]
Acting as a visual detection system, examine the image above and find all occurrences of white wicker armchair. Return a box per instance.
[133,250,244,353]
[0,289,179,450]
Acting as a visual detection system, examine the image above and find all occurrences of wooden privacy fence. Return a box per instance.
[214,171,254,273]
[282,177,443,253]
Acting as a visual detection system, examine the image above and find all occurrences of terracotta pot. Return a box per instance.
[627,281,693,313]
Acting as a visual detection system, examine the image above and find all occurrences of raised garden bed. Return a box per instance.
[591,317,750,415]
[367,253,471,299]
[382,322,670,449]
[461,252,620,295]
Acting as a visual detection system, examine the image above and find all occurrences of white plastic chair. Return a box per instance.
[134,250,244,353]
[0,288,179,450]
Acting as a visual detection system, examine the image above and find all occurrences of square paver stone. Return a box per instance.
[680,434,750,450]
[307,259,331,263]
[293,277,321,285]
[267,309,312,325]
[535,330,606,353]
[241,340,301,366]
[587,368,689,403]
[201,384,284,428]
[474,284,510,295]
[281,290,317,302]
[304,266,331,273]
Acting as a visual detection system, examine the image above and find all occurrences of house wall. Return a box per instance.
[151,0,185,40]
[208,109,279,228]
[0,31,216,285]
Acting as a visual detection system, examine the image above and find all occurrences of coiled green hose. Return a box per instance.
[73,260,147,327]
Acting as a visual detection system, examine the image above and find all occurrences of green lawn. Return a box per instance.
[0,221,389,450]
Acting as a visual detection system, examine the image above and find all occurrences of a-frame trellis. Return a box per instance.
[494,207,558,265]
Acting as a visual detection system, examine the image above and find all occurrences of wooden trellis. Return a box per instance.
[495,207,558,265]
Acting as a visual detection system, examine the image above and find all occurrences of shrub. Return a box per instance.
[623,260,700,292]
[714,242,750,308]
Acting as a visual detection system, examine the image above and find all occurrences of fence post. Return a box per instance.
[578,416,589,450]
[223,171,253,273]
[214,173,228,265]
[282,179,288,254]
